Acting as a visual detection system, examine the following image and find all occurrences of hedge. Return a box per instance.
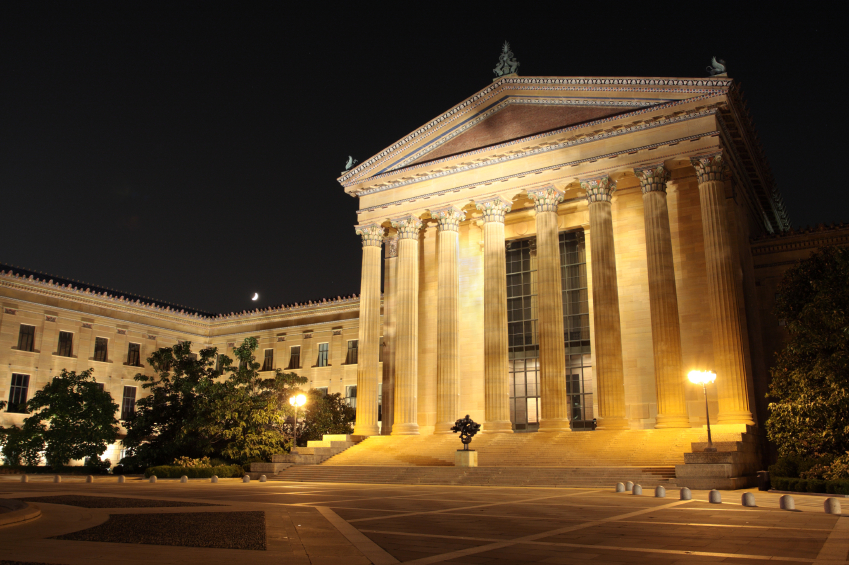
[144,465,244,479]
[0,465,111,475]
[770,476,849,495]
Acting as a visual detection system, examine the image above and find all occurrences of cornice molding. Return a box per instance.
[751,224,849,256]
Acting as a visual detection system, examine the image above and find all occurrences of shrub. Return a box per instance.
[144,464,243,479]
[171,456,213,468]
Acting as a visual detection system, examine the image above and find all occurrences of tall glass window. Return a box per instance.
[57,331,73,357]
[507,238,539,431]
[560,231,593,429]
[261,349,274,371]
[317,343,329,367]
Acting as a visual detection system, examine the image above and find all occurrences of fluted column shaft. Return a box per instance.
[381,236,398,435]
[528,187,570,432]
[583,178,629,429]
[476,197,513,433]
[433,207,465,433]
[353,224,384,436]
[390,216,422,435]
[693,155,754,425]
[637,166,690,428]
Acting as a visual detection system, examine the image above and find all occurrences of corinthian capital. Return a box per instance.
[527,186,564,213]
[390,215,423,240]
[635,165,670,195]
[581,176,614,204]
[431,206,466,232]
[475,196,512,224]
[354,223,385,247]
[384,235,398,258]
[691,153,726,184]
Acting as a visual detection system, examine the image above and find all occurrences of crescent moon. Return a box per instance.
[251,293,259,301]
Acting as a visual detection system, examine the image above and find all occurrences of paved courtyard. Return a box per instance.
[0,475,847,564]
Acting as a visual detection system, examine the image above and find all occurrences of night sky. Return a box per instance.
[1,5,845,314]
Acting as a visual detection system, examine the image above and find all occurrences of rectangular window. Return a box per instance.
[215,353,223,374]
[121,386,137,420]
[315,387,328,396]
[7,373,30,413]
[317,343,329,367]
[127,343,141,367]
[345,340,358,364]
[262,349,274,371]
[57,331,73,357]
[345,385,357,408]
[287,346,301,369]
[379,337,384,363]
[17,325,35,352]
[94,337,108,362]
[96,382,105,392]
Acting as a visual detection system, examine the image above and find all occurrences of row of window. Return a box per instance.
[257,340,365,371]
[6,373,137,419]
[15,325,144,366]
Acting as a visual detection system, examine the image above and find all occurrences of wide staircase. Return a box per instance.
[251,434,365,476]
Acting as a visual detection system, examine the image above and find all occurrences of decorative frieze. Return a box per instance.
[430,206,466,232]
[303,333,313,339]
[116,329,126,335]
[354,223,385,247]
[635,165,670,194]
[692,153,726,184]
[475,197,512,224]
[332,330,342,336]
[390,216,423,240]
[384,235,398,258]
[581,177,615,203]
[81,323,93,329]
[277,336,286,342]
[527,187,564,213]
[45,315,56,322]
[4,308,15,315]
[147,334,157,340]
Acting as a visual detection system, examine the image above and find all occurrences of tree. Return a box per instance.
[766,246,849,460]
[22,369,119,467]
[298,389,356,446]
[0,425,44,466]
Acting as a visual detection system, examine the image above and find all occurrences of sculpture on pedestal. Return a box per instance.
[451,415,481,451]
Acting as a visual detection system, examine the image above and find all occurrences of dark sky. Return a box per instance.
[1,4,845,314]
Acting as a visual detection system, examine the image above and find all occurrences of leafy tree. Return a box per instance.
[298,389,356,446]
[0,424,44,466]
[21,369,119,467]
[766,246,849,459]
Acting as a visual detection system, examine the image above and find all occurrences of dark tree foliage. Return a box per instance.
[297,389,356,446]
[0,424,44,466]
[767,246,849,459]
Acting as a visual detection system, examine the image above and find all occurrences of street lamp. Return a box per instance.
[688,370,717,452]
[289,393,307,447]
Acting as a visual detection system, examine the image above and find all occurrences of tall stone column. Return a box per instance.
[353,223,384,437]
[637,166,690,428]
[692,154,754,425]
[390,215,422,435]
[582,177,629,430]
[381,235,398,435]
[475,197,513,433]
[528,187,571,432]
[432,206,465,433]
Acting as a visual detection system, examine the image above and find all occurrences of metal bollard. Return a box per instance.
[20,475,28,483]
[632,484,643,495]
[86,475,94,483]
[824,498,842,515]
[615,482,625,493]
[709,490,722,504]
[680,487,692,500]
[259,475,267,483]
[779,494,795,510]
[242,475,250,483]
[117,476,125,484]
[742,492,756,507]
[53,475,61,483]
[655,486,666,498]
[149,475,157,483]
[211,475,218,483]
[180,475,188,483]
[625,481,634,492]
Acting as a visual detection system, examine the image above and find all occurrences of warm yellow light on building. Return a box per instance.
[687,370,716,385]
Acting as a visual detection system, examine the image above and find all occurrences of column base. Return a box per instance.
[483,420,514,433]
[352,423,380,437]
[391,422,420,436]
[596,416,630,430]
[654,415,692,429]
[716,411,755,426]
[538,418,572,432]
[433,422,455,434]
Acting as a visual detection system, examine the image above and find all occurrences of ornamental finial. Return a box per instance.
[493,41,520,78]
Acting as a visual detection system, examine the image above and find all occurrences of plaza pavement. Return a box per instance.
[0,475,847,564]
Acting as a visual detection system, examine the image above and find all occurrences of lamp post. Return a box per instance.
[688,370,717,452]
[289,393,307,448]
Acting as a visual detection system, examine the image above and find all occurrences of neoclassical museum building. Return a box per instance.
[2,61,848,470]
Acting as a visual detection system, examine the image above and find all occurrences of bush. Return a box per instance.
[769,476,849,494]
[144,464,244,479]
[0,465,111,475]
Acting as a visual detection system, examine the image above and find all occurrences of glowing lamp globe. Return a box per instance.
[289,394,306,407]
[687,370,716,385]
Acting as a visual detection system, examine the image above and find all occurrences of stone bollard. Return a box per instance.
[615,482,625,493]
[655,486,666,498]
[53,475,61,483]
[742,492,756,507]
[211,475,218,483]
[632,484,643,495]
[709,490,721,504]
[86,475,94,483]
[20,475,28,483]
[242,475,250,483]
[180,475,188,483]
[625,481,634,492]
[117,476,125,484]
[779,494,795,510]
[680,487,692,500]
[259,475,267,483]
[149,475,157,483]
[824,498,842,515]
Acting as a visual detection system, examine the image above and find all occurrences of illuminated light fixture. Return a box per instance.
[289,393,307,447]
[688,370,717,451]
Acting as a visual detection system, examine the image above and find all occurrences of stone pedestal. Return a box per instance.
[455,450,478,467]
[674,426,760,490]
